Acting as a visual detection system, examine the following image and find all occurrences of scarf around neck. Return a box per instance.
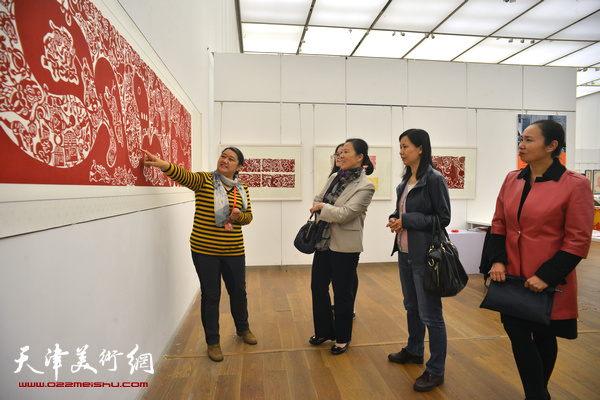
[212,171,248,227]
[316,167,364,251]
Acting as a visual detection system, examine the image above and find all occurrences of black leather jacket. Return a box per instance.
[389,165,451,264]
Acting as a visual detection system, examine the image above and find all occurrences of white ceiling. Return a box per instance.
[237,0,600,97]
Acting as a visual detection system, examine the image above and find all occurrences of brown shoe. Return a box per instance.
[388,348,424,364]
[236,329,258,345]
[413,371,444,392]
[207,344,223,362]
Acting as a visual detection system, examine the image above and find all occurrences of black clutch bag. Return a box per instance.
[293,213,325,254]
[480,274,559,325]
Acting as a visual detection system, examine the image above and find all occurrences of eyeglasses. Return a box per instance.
[333,153,342,158]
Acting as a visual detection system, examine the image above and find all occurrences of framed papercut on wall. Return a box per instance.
[222,145,302,200]
[432,148,477,199]
[314,146,392,200]
[593,170,600,194]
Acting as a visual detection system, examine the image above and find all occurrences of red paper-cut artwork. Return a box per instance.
[432,156,465,190]
[0,0,191,186]
[239,158,296,188]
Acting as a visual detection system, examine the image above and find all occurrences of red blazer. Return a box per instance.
[492,169,594,320]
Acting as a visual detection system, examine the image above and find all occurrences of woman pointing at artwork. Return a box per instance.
[141,147,256,363]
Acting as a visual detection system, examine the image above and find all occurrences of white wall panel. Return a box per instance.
[404,107,471,146]
[407,60,467,107]
[467,63,523,109]
[314,104,347,143]
[346,58,407,105]
[214,53,281,102]
[346,105,393,145]
[216,102,281,145]
[281,55,346,103]
[523,66,577,111]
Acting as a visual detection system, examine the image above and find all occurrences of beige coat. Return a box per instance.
[314,170,375,253]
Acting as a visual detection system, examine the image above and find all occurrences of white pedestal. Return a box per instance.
[448,230,487,274]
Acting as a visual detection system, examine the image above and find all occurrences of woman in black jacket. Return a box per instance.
[386,128,451,392]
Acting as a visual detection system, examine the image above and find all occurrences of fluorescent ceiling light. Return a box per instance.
[496,0,600,39]
[353,31,423,58]
[576,85,600,97]
[301,26,366,56]
[437,0,538,36]
[375,0,464,32]
[242,23,303,54]
[310,0,389,29]
[502,41,590,66]
[577,67,600,85]
[548,42,600,67]
[240,0,310,24]
[407,34,482,61]
[550,11,600,40]
[455,37,530,64]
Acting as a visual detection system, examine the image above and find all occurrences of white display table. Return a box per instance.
[447,230,487,274]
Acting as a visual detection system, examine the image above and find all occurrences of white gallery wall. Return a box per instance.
[0,0,238,399]
[576,91,600,172]
[214,53,579,267]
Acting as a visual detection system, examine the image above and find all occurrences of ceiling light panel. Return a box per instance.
[436,0,539,36]
[496,0,600,39]
[547,42,600,67]
[576,85,600,97]
[353,31,424,58]
[300,26,367,56]
[407,34,483,61]
[239,0,311,24]
[374,0,465,32]
[309,0,389,29]
[550,11,600,40]
[455,37,531,64]
[502,40,591,66]
[242,23,303,54]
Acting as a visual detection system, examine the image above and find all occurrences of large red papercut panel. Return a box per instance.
[0,0,191,186]
[432,156,465,189]
[239,158,296,188]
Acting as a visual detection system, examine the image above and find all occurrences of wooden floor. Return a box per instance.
[138,243,600,400]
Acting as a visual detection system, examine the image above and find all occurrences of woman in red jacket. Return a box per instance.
[489,120,594,400]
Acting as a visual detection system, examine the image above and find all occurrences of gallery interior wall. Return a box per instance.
[2,1,599,399]
[212,53,597,267]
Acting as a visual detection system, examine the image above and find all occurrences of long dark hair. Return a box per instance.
[345,138,374,175]
[329,143,344,176]
[531,119,565,158]
[399,128,433,180]
[222,147,244,178]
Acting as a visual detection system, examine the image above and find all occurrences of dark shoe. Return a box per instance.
[331,341,350,355]
[413,371,444,392]
[207,344,223,362]
[237,329,258,345]
[388,348,424,364]
[309,335,333,345]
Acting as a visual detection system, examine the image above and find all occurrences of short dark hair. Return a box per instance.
[399,128,433,180]
[345,138,374,175]
[222,147,244,166]
[531,120,565,158]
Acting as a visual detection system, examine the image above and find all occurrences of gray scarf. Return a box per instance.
[212,171,248,227]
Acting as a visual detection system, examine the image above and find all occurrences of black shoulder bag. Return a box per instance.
[293,213,325,254]
[424,215,469,297]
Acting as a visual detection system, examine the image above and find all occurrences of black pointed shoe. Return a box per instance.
[309,335,333,346]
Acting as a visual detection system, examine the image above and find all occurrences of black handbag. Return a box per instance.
[480,274,559,325]
[424,215,469,297]
[293,213,325,254]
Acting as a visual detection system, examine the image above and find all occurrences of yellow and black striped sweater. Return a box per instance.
[164,164,253,256]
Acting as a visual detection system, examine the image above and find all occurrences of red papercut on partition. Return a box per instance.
[239,158,296,188]
[432,156,465,190]
[0,0,191,186]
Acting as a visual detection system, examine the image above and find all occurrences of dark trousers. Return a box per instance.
[311,249,359,344]
[191,252,250,345]
[503,321,557,400]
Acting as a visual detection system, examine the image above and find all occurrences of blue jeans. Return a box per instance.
[398,252,447,376]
